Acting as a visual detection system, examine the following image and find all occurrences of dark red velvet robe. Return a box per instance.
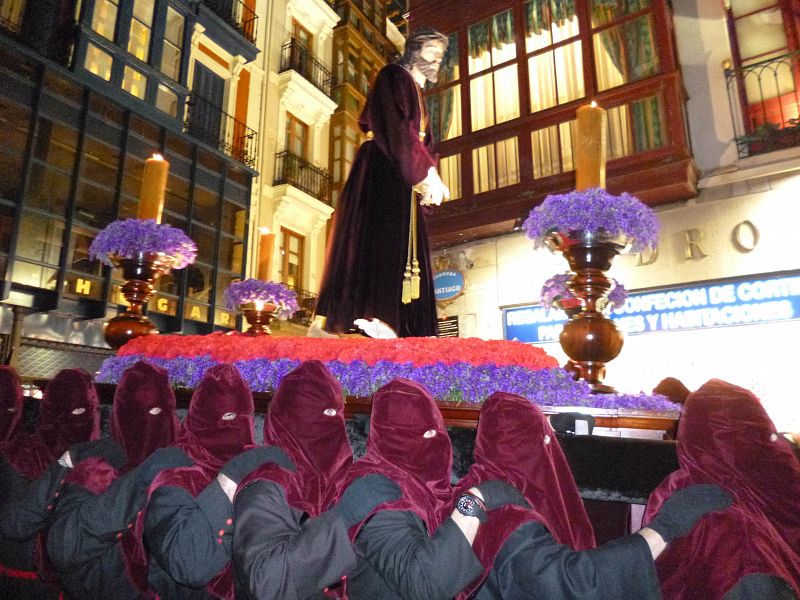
[643,379,800,599]
[316,63,438,337]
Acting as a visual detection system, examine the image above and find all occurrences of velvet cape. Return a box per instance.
[0,368,100,480]
[453,391,596,598]
[0,365,24,443]
[643,379,800,598]
[342,378,453,539]
[239,360,353,518]
[315,63,438,337]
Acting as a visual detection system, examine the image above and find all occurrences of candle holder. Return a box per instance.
[545,231,627,393]
[104,252,178,349]
[240,301,277,335]
[522,188,660,393]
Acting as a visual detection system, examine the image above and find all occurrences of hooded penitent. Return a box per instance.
[0,365,24,443]
[170,362,256,480]
[66,361,180,494]
[1,368,100,480]
[343,378,452,537]
[245,360,352,517]
[111,361,180,469]
[453,391,596,598]
[643,379,800,599]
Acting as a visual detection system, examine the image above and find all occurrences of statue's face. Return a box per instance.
[414,40,446,83]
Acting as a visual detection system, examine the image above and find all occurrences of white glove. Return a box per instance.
[414,167,450,206]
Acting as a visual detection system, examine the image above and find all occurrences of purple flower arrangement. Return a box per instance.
[223,279,299,320]
[96,353,680,412]
[88,219,198,269]
[541,273,628,312]
[522,187,660,253]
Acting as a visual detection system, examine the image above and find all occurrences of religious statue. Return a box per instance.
[314,28,451,338]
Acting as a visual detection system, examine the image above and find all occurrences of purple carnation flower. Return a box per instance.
[223,279,300,319]
[88,219,198,269]
[522,187,660,254]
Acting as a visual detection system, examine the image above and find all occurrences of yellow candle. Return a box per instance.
[257,227,276,281]
[575,101,607,190]
[137,153,169,222]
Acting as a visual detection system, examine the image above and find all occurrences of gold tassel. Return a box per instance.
[402,265,412,304]
[410,260,420,300]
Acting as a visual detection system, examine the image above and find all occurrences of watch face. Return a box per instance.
[456,494,479,517]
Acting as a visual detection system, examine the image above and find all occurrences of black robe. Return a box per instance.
[473,521,661,599]
[232,480,356,599]
[45,465,155,599]
[144,477,235,599]
[316,63,438,338]
[0,458,65,599]
[345,510,482,599]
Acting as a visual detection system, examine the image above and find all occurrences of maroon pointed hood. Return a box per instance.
[644,379,800,598]
[244,360,352,517]
[0,365,24,443]
[344,378,452,536]
[1,368,100,480]
[111,360,180,469]
[175,363,255,474]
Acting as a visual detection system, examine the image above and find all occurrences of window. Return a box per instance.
[280,228,304,289]
[82,1,188,116]
[426,32,462,141]
[293,20,313,50]
[468,10,520,131]
[127,0,154,61]
[286,113,309,159]
[161,7,184,81]
[726,1,800,133]
[472,136,519,194]
[525,0,584,112]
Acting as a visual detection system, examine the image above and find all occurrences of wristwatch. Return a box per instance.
[456,493,488,523]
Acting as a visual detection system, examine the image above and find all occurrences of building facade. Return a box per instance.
[249,0,338,333]
[409,0,800,431]
[0,0,261,374]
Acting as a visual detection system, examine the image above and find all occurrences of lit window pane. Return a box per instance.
[472,143,495,193]
[11,260,58,290]
[470,73,494,131]
[496,136,519,187]
[91,0,118,41]
[439,154,461,201]
[593,15,659,92]
[128,19,151,61]
[554,41,584,104]
[529,53,557,112]
[531,125,562,179]
[16,212,63,265]
[493,65,519,124]
[122,66,147,99]
[156,84,178,117]
[132,0,154,25]
[84,44,113,81]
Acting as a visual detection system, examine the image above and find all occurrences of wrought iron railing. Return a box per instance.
[184,93,258,168]
[279,38,334,98]
[273,151,332,205]
[725,50,800,158]
[201,0,257,44]
[287,285,316,327]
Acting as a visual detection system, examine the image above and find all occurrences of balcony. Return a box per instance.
[279,38,334,98]
[184,93,258,168]
[200,0,257,45]
[287,285,316,327]
[726,50,800,159]
[273,151,332,205]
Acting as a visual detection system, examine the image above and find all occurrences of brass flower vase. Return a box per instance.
[546,231,628,393]
[104,253,175,349]
[240,302,277,335]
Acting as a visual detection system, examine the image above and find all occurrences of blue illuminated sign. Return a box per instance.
[503,272,800,344]
[433,270,465,302]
